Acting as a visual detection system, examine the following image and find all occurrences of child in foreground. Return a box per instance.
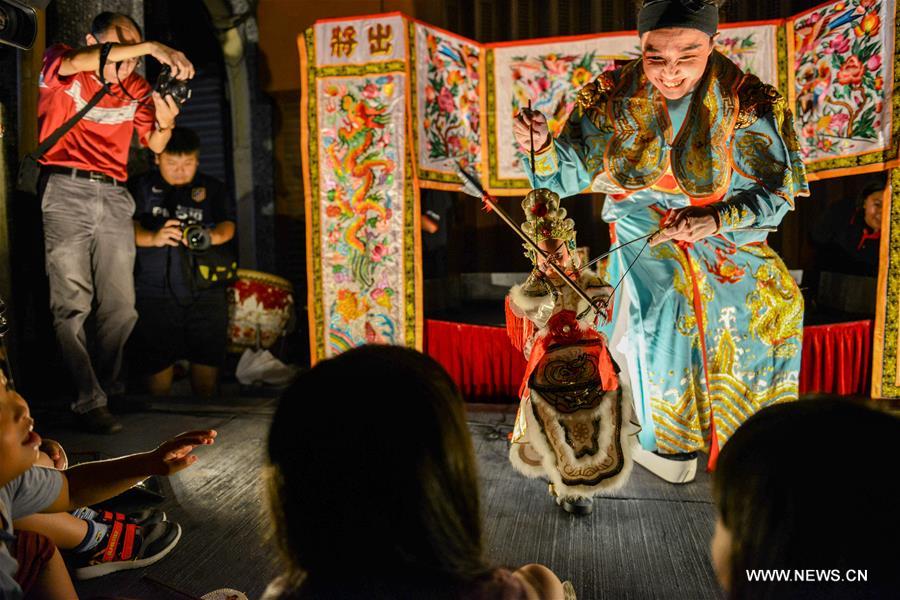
[0,354,216,599]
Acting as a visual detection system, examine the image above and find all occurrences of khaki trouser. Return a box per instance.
[41,173,137,413]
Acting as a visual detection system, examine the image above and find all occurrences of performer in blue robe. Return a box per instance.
[513,0,808,481]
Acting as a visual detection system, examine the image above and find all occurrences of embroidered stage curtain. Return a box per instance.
[301,7,897,362]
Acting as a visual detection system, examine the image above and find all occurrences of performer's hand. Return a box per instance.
[513,108,550,154]
[649,206,720,246]
[589,285,613,311]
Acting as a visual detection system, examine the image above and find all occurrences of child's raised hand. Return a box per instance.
[38,438,68,470]
[145,430,217,476]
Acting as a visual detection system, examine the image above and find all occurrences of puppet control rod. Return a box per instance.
[457,101,781,315]
[454,161,607,314]
[457,163,779,316]
[455,99,608,313]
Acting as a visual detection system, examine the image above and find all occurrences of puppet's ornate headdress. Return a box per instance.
[520,189,576,264]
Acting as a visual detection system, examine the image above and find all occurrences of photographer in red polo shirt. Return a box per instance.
[37,12,194,433]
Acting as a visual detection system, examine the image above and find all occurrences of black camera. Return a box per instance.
[180,218,211,252]
[0,0,43,50]
[154,65,192,105]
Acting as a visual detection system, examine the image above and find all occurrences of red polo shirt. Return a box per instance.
[37,44,155,182]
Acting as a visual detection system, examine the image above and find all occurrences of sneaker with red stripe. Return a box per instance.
[96,508,166,528]
[73,520,182,580]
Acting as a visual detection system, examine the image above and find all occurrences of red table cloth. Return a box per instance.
[799,320,871,396]
[425,318,872,400]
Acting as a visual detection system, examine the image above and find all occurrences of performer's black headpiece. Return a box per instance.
[637,0,719,37]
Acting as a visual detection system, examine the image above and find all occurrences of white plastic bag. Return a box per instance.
[235,348,299,386]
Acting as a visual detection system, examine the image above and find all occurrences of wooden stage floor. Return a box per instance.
[35,398,723,600]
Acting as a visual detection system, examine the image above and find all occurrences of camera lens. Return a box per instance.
[183,224,211,252]
[0,1,37,50]
[0,6,12,33]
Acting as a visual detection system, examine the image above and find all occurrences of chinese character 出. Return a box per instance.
[368,23,393,56]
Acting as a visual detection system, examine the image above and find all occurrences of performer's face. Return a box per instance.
[641,28,714,100]
[537,238,570,277]
[710,517,733,592]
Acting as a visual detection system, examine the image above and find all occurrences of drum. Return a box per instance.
[227,269,294,351]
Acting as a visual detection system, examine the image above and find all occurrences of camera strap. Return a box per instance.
[98,42,113,86]
[19,40,115,166]
[165,246,201,308]
[26,87,107,163]
[97,42,152,104]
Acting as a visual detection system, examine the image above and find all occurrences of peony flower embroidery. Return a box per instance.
[362,83,379,99]
[571,67,592,89]
[447,70,464,87]
[829,112,849,133]
[802,123,817,140]
[371,243,388,263]
[543,54,569,77]
[336,290,368,323]
[836,55,863,86]
[438,87,455,113]
[866,54,882,71]
[828,33,850,54]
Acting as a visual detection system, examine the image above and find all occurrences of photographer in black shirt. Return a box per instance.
[129,128,236,397]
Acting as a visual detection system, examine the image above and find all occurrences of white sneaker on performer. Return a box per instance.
[633,447,698,484]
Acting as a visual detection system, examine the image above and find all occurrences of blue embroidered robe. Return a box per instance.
[525,52,809,460]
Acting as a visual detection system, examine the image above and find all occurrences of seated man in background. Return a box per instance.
[810,180,884,277]
[129,127,237,398]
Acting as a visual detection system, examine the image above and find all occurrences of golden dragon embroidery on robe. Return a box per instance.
[744,246,803,358]
[596,52,741,198]
[731,75,810,205]
[605,59,671,190]
[669,51,741,198]
[651,244,715,345]
[555,74,616,178]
